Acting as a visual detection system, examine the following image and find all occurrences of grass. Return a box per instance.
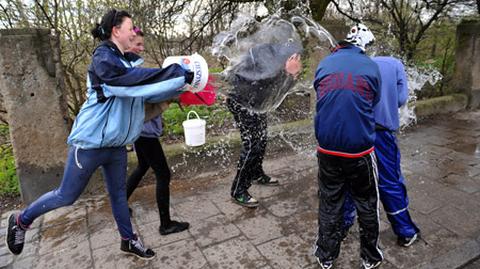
[0,124,19,196]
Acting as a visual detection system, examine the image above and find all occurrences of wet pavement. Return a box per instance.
[1,110,480,269]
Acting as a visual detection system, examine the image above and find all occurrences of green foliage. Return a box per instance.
[0,125,19,196]
[209,67,224,73]
[162,102,232,139]
[414,21,458,98]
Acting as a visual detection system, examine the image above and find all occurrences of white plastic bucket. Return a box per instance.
[182,111,206,146]
[162,53,209,93]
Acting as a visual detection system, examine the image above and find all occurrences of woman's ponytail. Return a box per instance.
[91,9,132,41]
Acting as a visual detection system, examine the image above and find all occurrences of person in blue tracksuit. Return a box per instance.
[313,23,384,269]
[6,9,193,260]
[125,27,189,236]
[343,56,420,247]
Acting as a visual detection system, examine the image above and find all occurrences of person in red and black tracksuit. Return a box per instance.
[313,23,384,269]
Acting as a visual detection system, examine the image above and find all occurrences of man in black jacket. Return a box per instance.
[226,42,302,208]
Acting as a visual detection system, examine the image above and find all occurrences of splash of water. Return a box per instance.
[399,65,443,129]
[211,12,336,113]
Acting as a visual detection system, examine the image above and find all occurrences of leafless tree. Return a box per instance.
[330,0,475,60]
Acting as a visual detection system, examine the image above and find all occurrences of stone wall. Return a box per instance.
[0,29,70,203]
[453,17,480,109]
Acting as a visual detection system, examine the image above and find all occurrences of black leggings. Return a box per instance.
[126,136,171,226]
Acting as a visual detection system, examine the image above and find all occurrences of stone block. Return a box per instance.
[234,211,283,245]
[430,205,480,237]
[151,239,208,269]
[189,214,241,248]
[0,29,70,203]
[202,236,267,268]
[38,218,88,256]
[0,254,13,268]
[89,226,119,251]
[8,256,37,269]
[172,198,220,222]
[257,234,315,268]
[36,240,93,269]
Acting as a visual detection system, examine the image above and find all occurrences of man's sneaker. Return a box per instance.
[316,257,334,269]
[397,233,418,247]
[159,220,190,235]
[6,213,27,255]
[362,260,382,269]
[120,235,155,260]
[232,191,259,208]
[253,175,279,186]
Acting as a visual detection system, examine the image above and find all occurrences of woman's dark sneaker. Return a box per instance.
[120,235,155,260]
[397,233,418,247]
[6,213,27,255]
[253,175,279,186]
[159,220,190,235]
[232,191,259,208]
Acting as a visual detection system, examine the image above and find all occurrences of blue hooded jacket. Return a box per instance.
[313,45,382,157]
[372,56,409,131]
[67,41,187,149]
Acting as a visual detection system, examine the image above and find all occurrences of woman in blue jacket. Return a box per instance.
[6,9,193,260]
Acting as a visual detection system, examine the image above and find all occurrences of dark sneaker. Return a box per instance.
[253,175,279,186]
[316,257,333,269]
[159,220,190,235]
[397,233,418,247]
[232,191,259,208]
[120,235,155,260]
[362,260,382,269]
[6,213,27,255]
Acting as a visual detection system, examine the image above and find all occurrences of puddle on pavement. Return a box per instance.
[448,143,480,158]
[41,218,85,248]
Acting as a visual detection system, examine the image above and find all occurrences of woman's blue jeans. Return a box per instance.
[20,146,134,239]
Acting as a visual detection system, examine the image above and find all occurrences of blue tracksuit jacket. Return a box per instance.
[372,56,409,131]
[313,45,382,157]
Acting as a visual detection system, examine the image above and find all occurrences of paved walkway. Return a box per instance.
[1,110,480,269]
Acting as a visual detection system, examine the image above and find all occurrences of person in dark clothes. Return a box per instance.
[125,26,189,235]
[313,23,384,269]
[227,42,302,208]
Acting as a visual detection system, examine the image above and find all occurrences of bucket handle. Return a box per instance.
[187,110,200,120]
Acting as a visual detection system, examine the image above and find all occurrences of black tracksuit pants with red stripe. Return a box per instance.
[315,151,383,264]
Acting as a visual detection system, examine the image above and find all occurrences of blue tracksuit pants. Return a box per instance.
[343,130,419,238]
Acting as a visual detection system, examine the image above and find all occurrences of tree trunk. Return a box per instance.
[309,0,332,22]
